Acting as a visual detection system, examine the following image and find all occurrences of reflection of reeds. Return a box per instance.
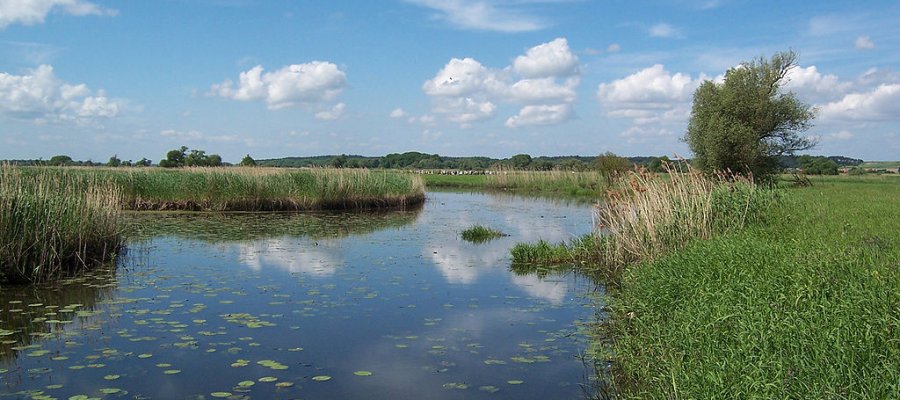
[1,165,124,283]
[0,268,118,361]
[126,206,424,243]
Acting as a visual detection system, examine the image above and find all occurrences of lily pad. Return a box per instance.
[311,375,331,382]
[353,371,373,376]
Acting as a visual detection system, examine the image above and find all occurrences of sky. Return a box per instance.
[0,0,898,163]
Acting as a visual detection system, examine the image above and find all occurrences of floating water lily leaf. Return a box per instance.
[275,382,294,388]
[68,395,89,400]
[479,386,500,393]
[258,376,278,383]
[237,380,255,387]
[311,375,331,382]
[353,371,372,376]
[163,369,181,375]
[99,388,121,394]
[210,392,231,398]
[442,382,469,390]
[137,354,152,359]
[507,380,524,385]
[103,374,120,380]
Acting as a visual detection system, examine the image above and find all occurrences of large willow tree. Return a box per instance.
[685,50,816,181]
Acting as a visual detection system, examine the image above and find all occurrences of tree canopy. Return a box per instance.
[685,50,816,181]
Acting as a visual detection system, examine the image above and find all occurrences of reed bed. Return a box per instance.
[511,165,778,278]
[0,165,124,283]
[19,167,425,211]
[486,170,609,196]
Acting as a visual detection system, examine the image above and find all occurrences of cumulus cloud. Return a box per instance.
[404,0,545,32]
[819,84,900,121]
[505,103,572,128]
[211,61,347,114]
[160,128,254,145]
[854,35,875,50]
[422,37,580,128]
[314,102,345,120]
[784,65,851,103]
[512,38,579,78]
[0,0,117,29]
[0,64,120,123]
[597,64,701,114]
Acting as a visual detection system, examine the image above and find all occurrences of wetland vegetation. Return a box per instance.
[459,225,505,243]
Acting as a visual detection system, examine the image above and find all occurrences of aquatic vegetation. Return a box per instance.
[460,225,505,243]
[16,166,425,212]
[424,170,611,196]
[0,165,124,283]
[512,165,779,280]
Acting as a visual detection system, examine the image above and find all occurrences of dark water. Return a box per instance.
[0,191,602,399]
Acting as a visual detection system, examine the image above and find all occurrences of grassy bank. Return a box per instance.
[512,169,778,281]
[0,165,124,283]
[20,167,425,211]
[423,170,610,196]
[607,175,899,397]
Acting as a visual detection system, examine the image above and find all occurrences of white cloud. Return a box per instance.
[422,57,503,97]
[649,23,679,38]
[0,0,116,29]
[389,107,407,118]
[160,129,254,145]
[422,37,580,128]
[211,61,347,113]
[512,38,579,78]
[784,65,851,103]
[508,77,578,103]
[854,35,875,50]
[0,64,120,123]
[597,64,700,109]
[433,97,496,124]
[505,103,572,128]
[819,84,900,121]
[405,0,545,32]
[607,43,621,53]
[314,102,345,120]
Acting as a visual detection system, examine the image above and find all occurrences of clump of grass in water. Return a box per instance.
[460,225,505,243]
[0,165,124,283]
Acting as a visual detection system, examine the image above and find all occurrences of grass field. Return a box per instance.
[603,175,899,397]
[859,161,900,169]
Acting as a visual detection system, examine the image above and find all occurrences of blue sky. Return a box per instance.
[1,0,898,162]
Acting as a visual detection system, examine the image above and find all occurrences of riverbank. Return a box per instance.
[604,175,899,397]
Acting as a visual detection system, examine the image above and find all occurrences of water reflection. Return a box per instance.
[0,191,603,399]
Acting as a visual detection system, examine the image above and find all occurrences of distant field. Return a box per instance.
[859,161,900,169]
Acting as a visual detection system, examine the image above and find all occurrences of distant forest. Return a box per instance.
[2,151,866,171]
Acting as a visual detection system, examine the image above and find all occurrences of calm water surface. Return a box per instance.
[0,191,603,399]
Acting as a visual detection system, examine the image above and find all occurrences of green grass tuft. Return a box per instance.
[460,225,505,243]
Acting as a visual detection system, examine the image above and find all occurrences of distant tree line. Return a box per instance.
[1,149,868,173]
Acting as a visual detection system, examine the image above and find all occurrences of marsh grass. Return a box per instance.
[511,165,778,280]
[487,169,609,196]
[0,165,124,283]
[606,175,900,398]
[20,167,425,211]
[460,225,505,243]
